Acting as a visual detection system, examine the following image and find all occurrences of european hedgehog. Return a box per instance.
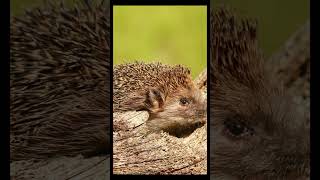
[10,1,110,161]
[113,62,207,138]
[210,7,309,179]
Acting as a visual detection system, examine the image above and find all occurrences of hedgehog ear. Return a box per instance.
[145,88,166,113]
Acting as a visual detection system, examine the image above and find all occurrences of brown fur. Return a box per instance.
[113,62,207,138]
[10,0,110,161]
[210,7,309,179]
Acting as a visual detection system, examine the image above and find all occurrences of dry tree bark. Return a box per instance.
[194,68,208,91]
[267,20,310,112]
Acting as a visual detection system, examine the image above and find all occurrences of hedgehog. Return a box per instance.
[10,0,110,161]
[113,62,207,138]
[210,7,309,179]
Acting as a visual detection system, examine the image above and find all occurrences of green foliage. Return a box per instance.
[113,6,207,78]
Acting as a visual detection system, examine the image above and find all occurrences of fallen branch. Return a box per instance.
[267,20,310,111]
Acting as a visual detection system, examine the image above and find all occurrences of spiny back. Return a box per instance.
[11,1,110,130]
[113,62,194,111]
[10,1,110,160]
[210,7,266,90]
[11,1,110,81]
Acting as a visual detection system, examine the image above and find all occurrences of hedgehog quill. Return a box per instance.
[10,1,110,161]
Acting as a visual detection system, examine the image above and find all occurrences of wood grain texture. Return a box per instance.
[267,20,310,113]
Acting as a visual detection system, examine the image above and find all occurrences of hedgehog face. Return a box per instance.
[146,86,207,138]
[113,62,207,137]
[211,84,310,179]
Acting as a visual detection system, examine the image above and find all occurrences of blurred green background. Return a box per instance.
[213,0,309,57]
[113,6,207,78]
[11,0,309,76]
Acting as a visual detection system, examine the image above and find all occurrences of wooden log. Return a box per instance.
[267,20,310,113]
[267,21,310,94]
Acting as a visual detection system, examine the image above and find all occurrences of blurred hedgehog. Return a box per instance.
[113,62,207,138]
[10,0,110,161]
[210,7,309,179]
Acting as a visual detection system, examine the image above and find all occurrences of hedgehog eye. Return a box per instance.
[224,118,254,138]
[179,97,190,106]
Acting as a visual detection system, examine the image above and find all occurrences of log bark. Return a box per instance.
[267,20,310,112]
[10,155,110,180]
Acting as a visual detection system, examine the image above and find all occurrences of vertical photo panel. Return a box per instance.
[113,5,208,175]
[210,0,309,179]
[10,0,111,179]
